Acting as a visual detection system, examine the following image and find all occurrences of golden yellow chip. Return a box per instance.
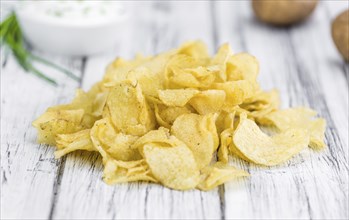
[177,41,209,60]
[197,162,249,191]
[90,118,141,161]
[154,104,193,128]
[189,90,226,114]
[226,53,259,82]
[210,43,232,82]
[231,113,309,166]
[55,129,95,158]
[158,89,199,107]
[140,141,200,190]
[126,66,163,97]
[212,80,256,107]
[171,113,218,169]
[259,108,326,149]
[32,109,85,145]
[106,80,155,136]
[103,159,157,184]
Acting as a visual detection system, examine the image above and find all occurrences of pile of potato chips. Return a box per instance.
[33,41,326,191]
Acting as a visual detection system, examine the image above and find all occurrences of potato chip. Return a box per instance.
[166,66,215,89]
[189,90,226,114]
[154,104,193,128]
[126,66,163,97]
[33,41,327,191]
[171,113,218,169]
[177,41,209,60]
[231,113,309,166]
[106,80,155,136]
[55,129,95,158]
[218,128,233,163]
[210,43,232,82]
[197,162,249,191]
[91,118,141,161]
[258,107,326,149]
[32,109,85,145]
[103,158,157,184]
[215,111,236,134]
[212,80,257,107]
[226,53,259,82]
[158,89,199,107]
[140,141,200,190]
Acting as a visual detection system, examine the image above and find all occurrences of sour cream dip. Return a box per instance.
[16,1,128,56]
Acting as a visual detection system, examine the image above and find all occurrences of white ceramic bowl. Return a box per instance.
[15,1,128,56]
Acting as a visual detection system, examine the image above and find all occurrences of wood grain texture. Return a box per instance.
[1,1,348,219]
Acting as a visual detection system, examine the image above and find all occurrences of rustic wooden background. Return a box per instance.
[1,1,348,219]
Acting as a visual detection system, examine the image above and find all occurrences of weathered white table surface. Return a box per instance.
[1,1,348,219]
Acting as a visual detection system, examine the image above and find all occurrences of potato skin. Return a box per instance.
[332,10,349,62]
[252,0,318,26]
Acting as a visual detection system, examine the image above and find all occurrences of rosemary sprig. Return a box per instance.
[0,13,80,85]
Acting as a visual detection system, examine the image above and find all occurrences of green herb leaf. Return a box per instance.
[0,12,80,86]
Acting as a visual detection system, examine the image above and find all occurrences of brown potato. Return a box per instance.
[332,10,349,62]
[252,0,318,26]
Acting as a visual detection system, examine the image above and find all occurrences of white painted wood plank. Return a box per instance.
[51,2,221,219]
[214,1,348,219]
[1,52,83,219]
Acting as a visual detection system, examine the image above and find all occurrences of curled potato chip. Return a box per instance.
[210,43,232,82]
[231,113,309,166]
[92,91,109,117]
[140,141,200,190]
[189,90,226,115]
[90,118,141,161]
[32,109,85,145]
[213,80,257,107]
[103,158,157,184]
[158,89,199,107]
[240,89,280,120]
[167,66,215,89]
[171,113,218,169]
[258,108,326,149]
[226,53,259,82]
[218,128,234,163]
[178,41,209,60]
[126,67,163,97]
[154,104,193,128]
[106,80,155,136]
[55,129,95,158]
[197,162,249,191]
[49,85,104,128]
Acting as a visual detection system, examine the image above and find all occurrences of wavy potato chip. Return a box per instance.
[55,129,95,158]
[126,67,163,97]
[259,108,326,149]
[90,118,141,161]
[231,113,309,166]
[226,53,259,82]
[140,141,200,190]
[178,41,209,60]
[106,80,155,136]
[103,159,157,184]
[189,90,226,114]
[33,109,85,145]
[171,113,218,169]
[158,89,199,107]
[210,43,232,82]
[154,104,193,128]
[213,80,257,107]
[197,162,249,191]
